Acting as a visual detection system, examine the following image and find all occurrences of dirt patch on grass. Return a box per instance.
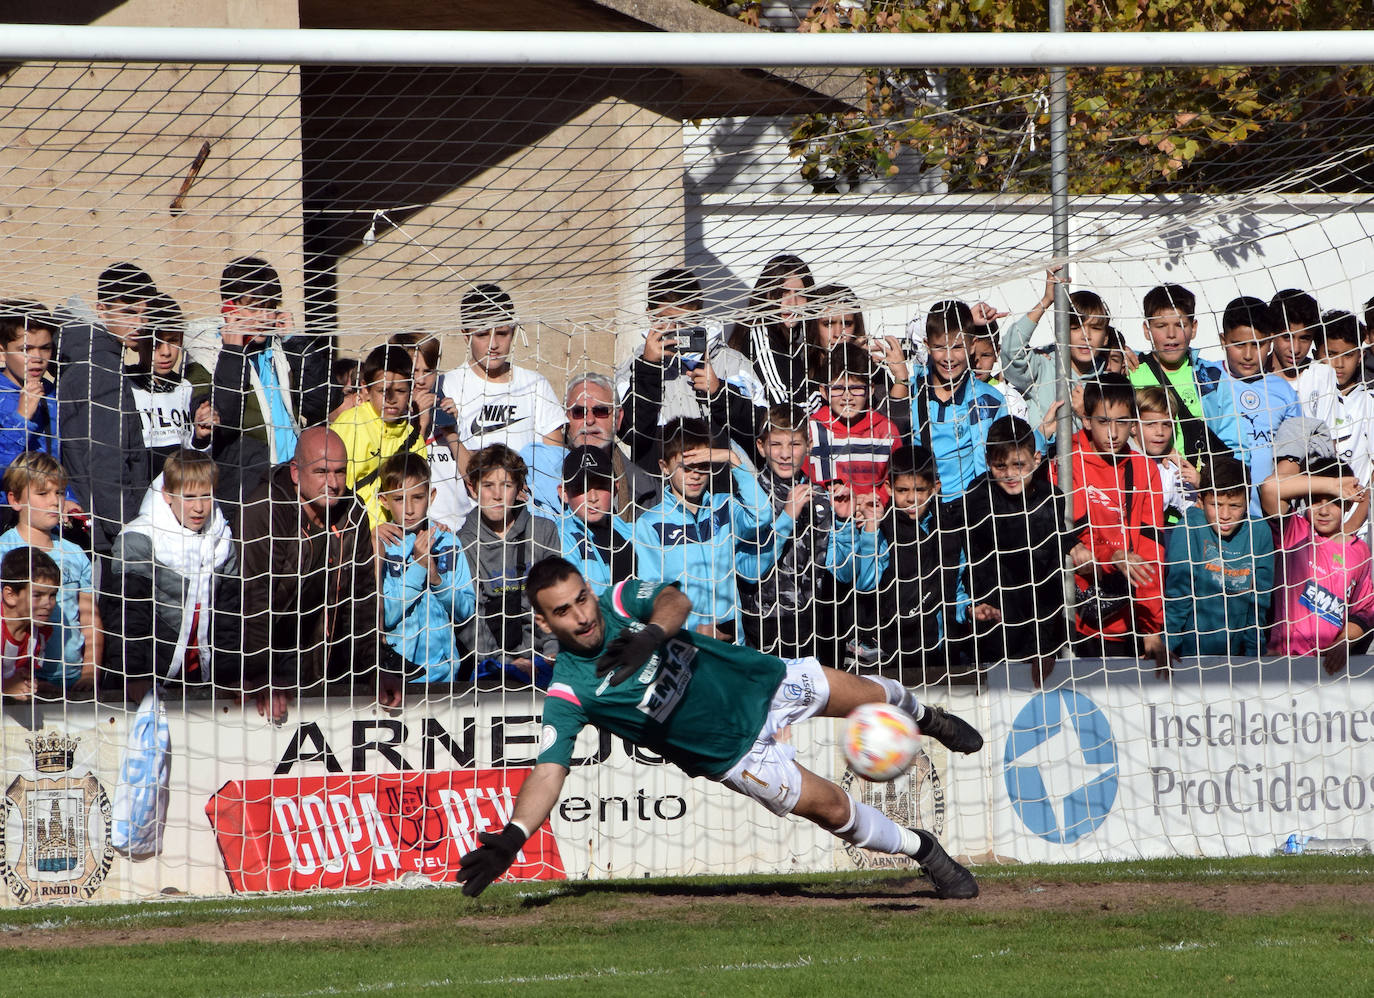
[4,876,1371,950]
[0,916,405,951]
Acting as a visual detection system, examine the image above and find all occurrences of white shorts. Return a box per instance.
[718,657,830,816]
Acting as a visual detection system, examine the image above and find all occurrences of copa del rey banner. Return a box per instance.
[205,769,564,893]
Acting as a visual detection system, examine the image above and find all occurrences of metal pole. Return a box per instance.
[1050,0,1077,665]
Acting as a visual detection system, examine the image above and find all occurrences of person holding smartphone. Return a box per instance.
[616,267,768,470]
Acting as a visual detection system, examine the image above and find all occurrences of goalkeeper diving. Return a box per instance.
[456,556,984,900]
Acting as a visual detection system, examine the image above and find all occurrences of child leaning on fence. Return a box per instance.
[0,452,99,691]
[377,452,476,684]
[102,448,240,700]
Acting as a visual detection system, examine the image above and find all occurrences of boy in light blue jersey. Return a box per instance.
[555,445,636,595]
[453,558,984,900]
[1215,297,1299,515]
[377,453,477,683]
[911,300,1018,498]
[633,417,772,641]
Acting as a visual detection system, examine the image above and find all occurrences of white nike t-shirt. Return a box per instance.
[438,363,565,454]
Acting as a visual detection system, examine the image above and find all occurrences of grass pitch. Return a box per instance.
[2,857,1371,998]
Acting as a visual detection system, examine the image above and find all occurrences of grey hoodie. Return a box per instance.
[457,506,562,664]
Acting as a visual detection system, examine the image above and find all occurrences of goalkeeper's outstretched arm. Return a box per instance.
[456,762,568,897]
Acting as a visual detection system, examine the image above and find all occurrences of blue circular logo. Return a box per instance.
[1003,691,1119,843]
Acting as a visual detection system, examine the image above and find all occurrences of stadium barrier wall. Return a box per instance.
[2,655,1369,906]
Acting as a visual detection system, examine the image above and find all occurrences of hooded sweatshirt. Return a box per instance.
[103,480,238,684]
[1164,505,1275,657]
[457,506,562,665]
[1053,431,1166,641]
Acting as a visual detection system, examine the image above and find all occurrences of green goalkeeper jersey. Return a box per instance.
[537,579,787,779]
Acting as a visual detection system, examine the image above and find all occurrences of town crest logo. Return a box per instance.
[1,731,114,903]
[840,746,945,870]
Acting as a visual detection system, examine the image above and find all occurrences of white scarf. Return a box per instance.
[136,478,235,679]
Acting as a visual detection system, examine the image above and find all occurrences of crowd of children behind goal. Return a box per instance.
[2,253,1373,707]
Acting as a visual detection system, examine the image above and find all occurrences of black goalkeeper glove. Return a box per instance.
[596,623,666,685]
[455,823,528,897]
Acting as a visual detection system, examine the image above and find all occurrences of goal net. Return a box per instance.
[2,27,1374,906]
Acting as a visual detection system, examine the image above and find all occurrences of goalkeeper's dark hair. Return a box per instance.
[97,261,158,306]
[1271,288,1320,331]
[1083,373,1138,418]
[1199,455,1249,497]
[220,256,282,309]
[1,546,60,590]
[888,445,937,485]
[526,556,584,613]
[660,416,714,468]
[984,416,1038,465]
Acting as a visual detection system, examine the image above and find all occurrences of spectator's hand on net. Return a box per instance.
[1039,399,1064,440]
[970,301,1010,326]
[973,602,1002,623]
[782,482,812,521]
[456,823,527,897]
[254,688,291,724]
[596,623,666,685]
[378,674,403,709]
[830,482,854,520]
[1030,655,1055,689]
[1110,549,1156,588]
[1119,344,1142,372]
[1144,634,1171,678]
[1039,264,1068,308]
[1322,643,1348,675]
[374,522,404,551]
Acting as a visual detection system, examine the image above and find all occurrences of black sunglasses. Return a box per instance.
[569,405,614,419]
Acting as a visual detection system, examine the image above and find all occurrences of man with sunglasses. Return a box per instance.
[520,372,660,520]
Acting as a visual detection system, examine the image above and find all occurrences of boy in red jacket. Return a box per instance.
[1052,374,1169,673]
[806,342,903,495]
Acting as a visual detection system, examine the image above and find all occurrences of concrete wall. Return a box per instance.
[0,0,306,322]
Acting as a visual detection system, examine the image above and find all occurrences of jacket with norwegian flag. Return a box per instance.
[1051,430,1166,641]
[805,405,903,491]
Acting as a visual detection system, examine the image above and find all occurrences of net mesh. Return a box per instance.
[2,43,1374,903]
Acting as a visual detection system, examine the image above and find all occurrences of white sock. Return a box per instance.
[871,676,926,723]
[834,797,920,856]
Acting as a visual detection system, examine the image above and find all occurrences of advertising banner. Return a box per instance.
[205,769,564,892]
[2,657,1370,906]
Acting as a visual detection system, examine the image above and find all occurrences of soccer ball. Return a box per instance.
[843,703,921,782]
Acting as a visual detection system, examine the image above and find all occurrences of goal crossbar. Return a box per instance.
[1,25,1374,68]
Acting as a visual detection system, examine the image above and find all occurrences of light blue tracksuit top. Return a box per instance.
[381,527,477,681]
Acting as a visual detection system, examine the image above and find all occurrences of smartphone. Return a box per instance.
[432,374,457,429]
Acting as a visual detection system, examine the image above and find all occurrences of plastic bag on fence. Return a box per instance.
[111,687,171,860]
